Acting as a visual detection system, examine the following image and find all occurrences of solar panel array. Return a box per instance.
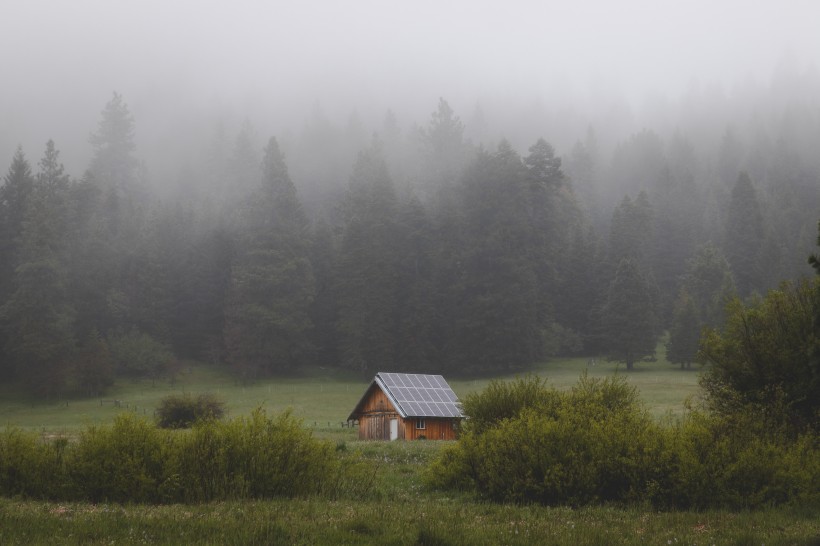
[378,373,463,418]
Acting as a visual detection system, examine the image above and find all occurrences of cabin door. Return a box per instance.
[389,418,398,441]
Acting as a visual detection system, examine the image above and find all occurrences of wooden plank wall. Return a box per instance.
[354,383,460,440]
[404,418,458,441]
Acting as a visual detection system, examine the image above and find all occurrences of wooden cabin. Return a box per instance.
[347,372,464,441]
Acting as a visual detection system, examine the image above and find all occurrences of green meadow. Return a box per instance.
[2,352,817,545]
[0,350,700,436]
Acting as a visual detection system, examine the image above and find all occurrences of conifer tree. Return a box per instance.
[224,137,315,378]
[0,147,35,378]
[666,289,701,369]
[334,143,401,373]
[600,258,657,370]
[724,172,765,298]
[0,143,75,395]
[89,92,137,193]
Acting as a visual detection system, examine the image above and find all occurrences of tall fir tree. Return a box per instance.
[89,92,138,194]
[682,242,736,328]
[0,143,75,395]
[224,137,315,378]
[446,141,543,373]
[334,143,402,373]
[724,171,765,298]
[600,258,657,370]
[0,147,35,378]
[666,289,701,369]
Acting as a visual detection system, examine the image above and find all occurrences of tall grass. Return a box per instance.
[0,498,817,545]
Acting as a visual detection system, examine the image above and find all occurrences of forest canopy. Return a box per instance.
[1,82,819,395]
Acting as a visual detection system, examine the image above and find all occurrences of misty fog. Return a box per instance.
[2,0,820,392]
[3,1,819,179]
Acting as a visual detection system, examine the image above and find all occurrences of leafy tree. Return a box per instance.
[699,278,820,433]
[600,259,657,370]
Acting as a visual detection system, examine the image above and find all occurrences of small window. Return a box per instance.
[416,418,426,430]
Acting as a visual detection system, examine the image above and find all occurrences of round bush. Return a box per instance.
[156,393,226,429]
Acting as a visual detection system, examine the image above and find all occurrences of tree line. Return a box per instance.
[1,92,818,396]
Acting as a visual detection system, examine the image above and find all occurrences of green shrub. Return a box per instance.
[165,408,371,502]
[428,374,661,505]
[156,392,226,429]
[427,374,820,509]
[460,374,559,435]
[0,429,67,499]
[0,409,375,504]
[67,413,168,503]
[659,411,820,509]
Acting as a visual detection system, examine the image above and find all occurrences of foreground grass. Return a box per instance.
[2,441,817,545]
[2,494,818,545]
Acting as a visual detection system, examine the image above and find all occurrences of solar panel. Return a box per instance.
[377,372,463,418]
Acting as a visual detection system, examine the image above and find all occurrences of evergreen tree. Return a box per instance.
[174,223,233,363]
[394,195,438,371]
[308,219,339,367]
[608,192,654,268]
[89,92,137,193]
[600,259,657,370]
[73,329,114,396]
[0,147,35,378]
[417,98,472,196]
[446,141,542,372]
[0,147,35,284]
[666,289,701,369]
[0,143,76,395]
[554,223,602,349]
[683,243,736,328]
[334,143,401,373]
[224,137,315,378]
[229,119,261,199]
[724,172,766,298]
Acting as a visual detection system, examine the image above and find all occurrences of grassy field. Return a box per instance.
[0,440,817,545]
[1,354,818,545]
[0,348,700,436]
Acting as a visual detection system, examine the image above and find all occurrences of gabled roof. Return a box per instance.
[348,372,464,420]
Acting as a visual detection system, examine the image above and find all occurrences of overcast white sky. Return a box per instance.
[2,0,819,173]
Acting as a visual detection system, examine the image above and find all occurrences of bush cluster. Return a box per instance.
[0,410,373,503]
[155,393,226,429]
[426,374,820,509]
